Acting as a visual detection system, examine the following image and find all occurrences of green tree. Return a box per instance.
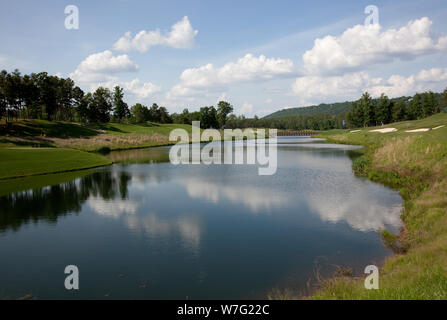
[158,106,171,123]
[56,77,75,121]
[440,87,447,112]
[181,108,191,124]
[359,92,375,127]
[35,72,58,120]
[77,92,91,123]
[0,70,9,121]
[392,100,406,122]
[89,87,112,123]
[21,74,39,119]
[217,101,234,127]
[421,91,437,117]
[200,106,219,129]
[375,93,391,125]
[72,86,85,121]
[347,101,363,128]
[4,69,23,120]
[147,103,160,122]
[112,86,129,122]
[408,93,423,120]
[130,103,149,123]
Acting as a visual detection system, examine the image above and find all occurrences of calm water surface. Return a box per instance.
[0,137,402,299]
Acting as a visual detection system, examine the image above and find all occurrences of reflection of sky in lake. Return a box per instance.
[88,138,401,236]
[0,137,402,299]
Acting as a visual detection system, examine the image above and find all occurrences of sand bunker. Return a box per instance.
[350,130,361,133]
[370,128,397,133]
[406,128,431,132]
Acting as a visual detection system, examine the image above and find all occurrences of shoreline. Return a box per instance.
[309,114,447,299]
[311,134,403,296]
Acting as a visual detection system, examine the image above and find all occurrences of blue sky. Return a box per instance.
[1,0,447,116]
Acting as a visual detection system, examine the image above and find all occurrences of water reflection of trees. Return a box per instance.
[0,171,132,233]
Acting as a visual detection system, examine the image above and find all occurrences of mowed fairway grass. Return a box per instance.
[309,113,447,300]
[0,148,112,180]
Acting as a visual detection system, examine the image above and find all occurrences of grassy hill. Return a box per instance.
[0,120,194,180]
[265,102,352,118]
[0,119,193,151]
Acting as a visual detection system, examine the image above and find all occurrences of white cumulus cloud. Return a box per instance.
[167,54,295,100]
[70,51,160,101]
[94,78,162,100]
[72,50,138,77]
[292,67,447,104]
[302,17,447,75]
[121,79,162,98]
[114,16,198,52]
[292,72,373,102]
[70,50,138,84]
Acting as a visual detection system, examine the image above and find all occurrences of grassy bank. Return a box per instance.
[0,119,265,181]
[0,148,111,180]
[0,119,193,152]
[0,119,197,180]
[309,113,447,299]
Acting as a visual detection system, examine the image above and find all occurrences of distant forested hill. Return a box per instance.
[264,96,425,119]
[264,102,352,118]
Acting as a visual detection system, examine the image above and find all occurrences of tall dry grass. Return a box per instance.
[51,133,169,151]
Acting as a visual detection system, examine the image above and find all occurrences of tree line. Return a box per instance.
[171,101,234,129]
[1,69,446,130]
[218,89,447,131]
[0,69,173,125]
[0,69,236,128]
[347,91,445,128]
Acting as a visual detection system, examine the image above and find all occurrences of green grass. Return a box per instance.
[0,148,111,180]
[0,119,196,179]
[0,119,98,138]
[307,113,447,300]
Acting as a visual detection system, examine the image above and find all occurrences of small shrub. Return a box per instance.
[97,146,111,154]
[353,155,368,174]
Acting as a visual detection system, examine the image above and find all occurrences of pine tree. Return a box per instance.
[408,93,423,120]
[422,91,437,116]
[359,92,375,127]
[347,101,364,128]
[375,93,391,125]
[392,100,406,122]
[441,87,447,112]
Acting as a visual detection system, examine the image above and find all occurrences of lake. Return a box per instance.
[0,137,402,299]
